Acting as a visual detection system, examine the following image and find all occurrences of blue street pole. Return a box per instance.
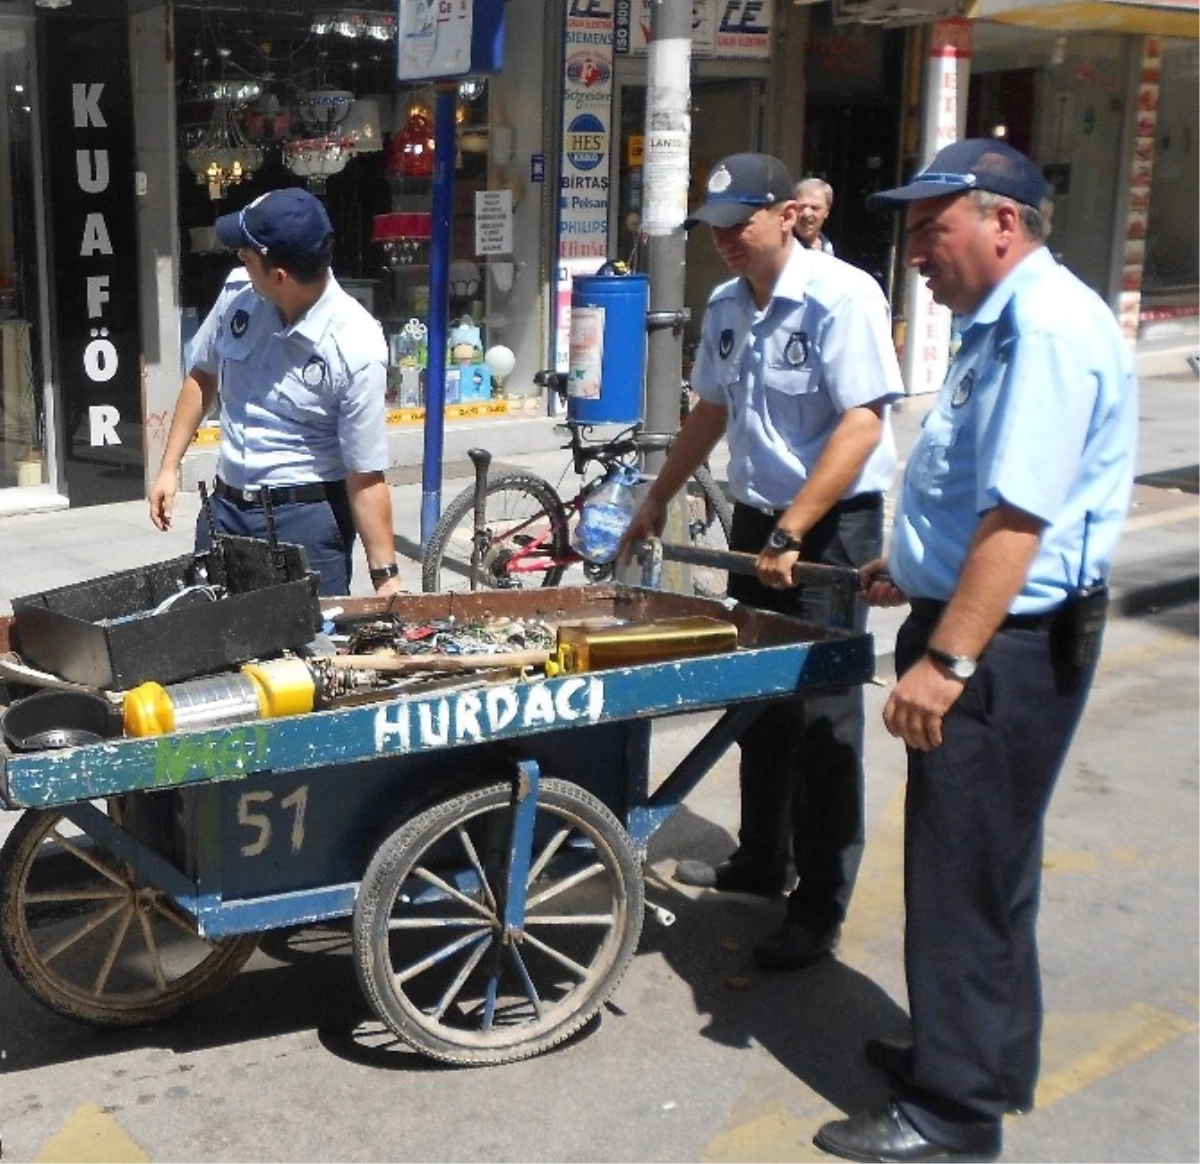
[420,82,457,549]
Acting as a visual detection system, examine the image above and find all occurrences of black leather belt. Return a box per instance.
[212,476,334,506]
[756,492,883,519]
[909,597,1061,632]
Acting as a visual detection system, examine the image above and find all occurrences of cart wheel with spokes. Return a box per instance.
[353,778,644,1065]
[0,806,260,1026]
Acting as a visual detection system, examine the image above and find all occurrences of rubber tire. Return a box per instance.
[0,807,259,1027]
[422,470,571,593]
[354,778,644,1066]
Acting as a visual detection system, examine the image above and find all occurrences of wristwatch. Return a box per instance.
[926,645,977,680]
[764,526,804,554]
[368,562,400,585]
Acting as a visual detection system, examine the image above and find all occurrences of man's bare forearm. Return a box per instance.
[346,471,397,571]
[158,370,217,475]
[929,505,1045,658]
[775,402,884,537]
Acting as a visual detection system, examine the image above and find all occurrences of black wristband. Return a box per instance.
[368,563,400,584]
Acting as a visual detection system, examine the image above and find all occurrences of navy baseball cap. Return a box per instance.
[683,153,795,230]
[866,138,1046,212]
[215,188,333,260]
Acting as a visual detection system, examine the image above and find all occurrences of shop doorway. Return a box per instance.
[613,76,764,352]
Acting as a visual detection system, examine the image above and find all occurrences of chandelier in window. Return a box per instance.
[186,96,264,201]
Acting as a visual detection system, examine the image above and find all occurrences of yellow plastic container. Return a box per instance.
[550,616,737,675]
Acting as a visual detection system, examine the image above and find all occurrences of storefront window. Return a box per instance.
[1142,38,1198,305]
[0,16,47,491]
[174,3,496,417]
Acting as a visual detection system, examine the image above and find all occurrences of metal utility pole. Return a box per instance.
[639,0,693,592]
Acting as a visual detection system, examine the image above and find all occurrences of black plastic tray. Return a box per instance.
[11,536,321,690]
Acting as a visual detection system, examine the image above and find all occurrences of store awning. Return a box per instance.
[967,0,1199,37]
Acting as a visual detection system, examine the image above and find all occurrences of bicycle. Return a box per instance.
[421,374,732,597]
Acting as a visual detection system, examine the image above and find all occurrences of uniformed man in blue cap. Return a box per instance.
[623,152,904,972]
[813,138,1138,1163]
[149,187,402,598]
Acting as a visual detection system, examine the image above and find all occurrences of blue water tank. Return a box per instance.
[567,272,648,426]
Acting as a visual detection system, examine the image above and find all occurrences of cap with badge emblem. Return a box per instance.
[683,153,795,230]
[215,188,334,262]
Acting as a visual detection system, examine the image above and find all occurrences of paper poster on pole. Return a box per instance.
[475,189,513,255]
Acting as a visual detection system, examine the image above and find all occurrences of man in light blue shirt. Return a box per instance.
[624,153,903,973]
[149,189,401,598]
[815,139,1138,1164]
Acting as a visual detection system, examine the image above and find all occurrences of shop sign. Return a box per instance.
[44,10,143,505]
[714,0,773,60]
[616,0,716,58]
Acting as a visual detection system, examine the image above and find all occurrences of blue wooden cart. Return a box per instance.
[0,582,872,1065]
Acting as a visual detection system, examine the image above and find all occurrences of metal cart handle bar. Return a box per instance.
[634,538,861,630]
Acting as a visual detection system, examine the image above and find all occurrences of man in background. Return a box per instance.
[794,177,835,254]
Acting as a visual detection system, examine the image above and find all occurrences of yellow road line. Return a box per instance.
[35,1102,149,1164]
[1036,1003,1197,1109]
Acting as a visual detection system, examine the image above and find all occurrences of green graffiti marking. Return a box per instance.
[154,726,271,787]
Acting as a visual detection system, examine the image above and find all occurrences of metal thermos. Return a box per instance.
[123,658,315,737]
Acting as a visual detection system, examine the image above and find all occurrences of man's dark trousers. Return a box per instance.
[195,483,356,598]
[890,608,1096,1146]
[728,496,881,932]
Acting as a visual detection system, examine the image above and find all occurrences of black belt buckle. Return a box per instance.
[1053,583,1109,670]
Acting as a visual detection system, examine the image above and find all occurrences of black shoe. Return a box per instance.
[814,1102,1001,1163]
[865,1038,1034,1117]
[752,920,839,971]
[673,857,785,896]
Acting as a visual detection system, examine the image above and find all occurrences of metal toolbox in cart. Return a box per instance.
[9,535,321,690]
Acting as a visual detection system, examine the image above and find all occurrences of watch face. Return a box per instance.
[767,528,788,551]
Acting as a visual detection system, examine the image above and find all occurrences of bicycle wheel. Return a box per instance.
[422,471,571,593]
[685,467,732,599]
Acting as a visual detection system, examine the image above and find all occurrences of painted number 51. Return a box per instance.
[237,785,309,857]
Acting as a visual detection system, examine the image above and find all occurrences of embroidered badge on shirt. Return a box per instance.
[230,309,250,338]
[302,354,327,388]
[718,328,734,359]
[784,331,809,367]
[951,369,974,408]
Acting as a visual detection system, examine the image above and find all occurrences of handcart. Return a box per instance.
[0,560,872,1066]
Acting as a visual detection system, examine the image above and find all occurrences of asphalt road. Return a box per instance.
[0,371,1195,1162]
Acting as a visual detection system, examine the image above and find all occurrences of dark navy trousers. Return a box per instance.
[728,497,882,932]
[194,483,356,598]
[892,606,1097,1147]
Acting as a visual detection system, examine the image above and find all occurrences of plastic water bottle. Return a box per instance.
[573,465,640,565]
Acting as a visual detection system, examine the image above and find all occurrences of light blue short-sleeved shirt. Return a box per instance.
[190,269,389,489]
[890,247,1138,613]
[690,245,902,510]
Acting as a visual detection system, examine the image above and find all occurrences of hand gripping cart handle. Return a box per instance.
[634,538,862,630]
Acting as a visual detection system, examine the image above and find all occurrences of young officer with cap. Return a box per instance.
[623,152,903,971]
[149,188,402,599]
[813,139,1138,1162]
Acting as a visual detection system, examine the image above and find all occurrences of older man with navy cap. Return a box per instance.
[149,187,402,598]
[812,139,1138,1162]
[625,152,904,972]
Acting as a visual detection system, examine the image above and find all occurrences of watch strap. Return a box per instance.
[926,645,976,679]
[369,563,400,583]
